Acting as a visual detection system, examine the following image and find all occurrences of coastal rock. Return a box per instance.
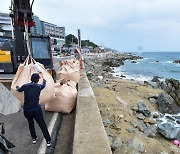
[107,136,113,147]
[112,137,123,149]
[152,76,161,83]
[151,112,160,118]
[157,123,180,140]
[149,97,157,104]
[165,78,179,90]
[103,66,112,72]
[158,78,180,108]
[138,101,151,117]
[176,130,180,140]
[136,113,146,120]
[170,145,180,154]
[126,128,136,133]
[120,75,126,78]
[144,81,152,87]
[103,58,124,67]
[130,121,138,128]
[144,118,156,124]
[103,119,112,127]
[128,137,145,153]
[156,93,178,114]
[143,125,158,138]
[114,137,145,154]
[173,60,180,64]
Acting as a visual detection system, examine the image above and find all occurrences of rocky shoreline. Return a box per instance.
[84,52,180,154]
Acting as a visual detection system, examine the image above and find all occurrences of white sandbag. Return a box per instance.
[11,56,55,105]
[45,79,77,113]
[58,78,77,87]
[66,59,80,70]
[59,59,80,70]
[57,63,80,83]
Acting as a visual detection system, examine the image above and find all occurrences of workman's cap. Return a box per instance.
[31,73,40,82]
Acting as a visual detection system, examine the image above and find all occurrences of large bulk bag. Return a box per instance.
[45,79,77,113]
[11,56,55,105]
[59,60,65,67]
[57,63,80,83]
[70,59,80,70]
[65,59,80,69]
[59,59,80,70]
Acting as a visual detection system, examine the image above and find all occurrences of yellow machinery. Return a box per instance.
[0,50,11,63]
[0,40,14,73]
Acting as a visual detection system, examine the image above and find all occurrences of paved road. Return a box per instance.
[1,105,54,154]
[53,109,75,154]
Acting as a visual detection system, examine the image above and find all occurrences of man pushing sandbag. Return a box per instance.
[16,73,51,147]
[11,55,55,105]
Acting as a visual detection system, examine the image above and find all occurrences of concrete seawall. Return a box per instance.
[73,69,112,154]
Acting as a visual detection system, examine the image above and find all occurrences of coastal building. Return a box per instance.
[0,12,12,37]
[31,15,43,35]
[0,12,66,51]
[41,21,65,39]
[41,21,66,48]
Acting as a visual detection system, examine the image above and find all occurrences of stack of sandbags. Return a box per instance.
[59,60,65,67]
[59,59,80,70]
[58,59,80,83]
[11,56,55,105]
[65,59,80,70]
[45,78,77,113]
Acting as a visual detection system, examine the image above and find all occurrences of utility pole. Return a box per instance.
[77,28,81,49]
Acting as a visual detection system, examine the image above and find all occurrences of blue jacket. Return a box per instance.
[17,80,46,111]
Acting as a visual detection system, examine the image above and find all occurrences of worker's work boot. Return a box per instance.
[46,141,51,147]
[32,137,38,144]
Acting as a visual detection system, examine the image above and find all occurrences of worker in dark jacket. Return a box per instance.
[16,73,51,147]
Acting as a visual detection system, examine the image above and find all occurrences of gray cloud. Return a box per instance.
[1,0,180,51]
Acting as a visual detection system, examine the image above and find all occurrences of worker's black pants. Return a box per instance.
[24,108,51,142]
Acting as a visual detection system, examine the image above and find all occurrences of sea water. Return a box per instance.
[114,52,180,127]
[114,52,180,81]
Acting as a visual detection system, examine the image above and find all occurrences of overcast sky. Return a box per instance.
[1,0,180,52]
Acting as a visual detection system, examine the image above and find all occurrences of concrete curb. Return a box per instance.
[73,69,112,154]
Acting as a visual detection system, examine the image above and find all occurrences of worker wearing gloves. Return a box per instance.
[16,73,51,147]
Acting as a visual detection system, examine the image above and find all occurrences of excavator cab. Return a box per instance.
[30,35,56,78]
[30,35,52,68]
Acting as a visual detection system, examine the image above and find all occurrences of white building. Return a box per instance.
[0,12,12,37]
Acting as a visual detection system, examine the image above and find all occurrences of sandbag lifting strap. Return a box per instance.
[24,17,31,56]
